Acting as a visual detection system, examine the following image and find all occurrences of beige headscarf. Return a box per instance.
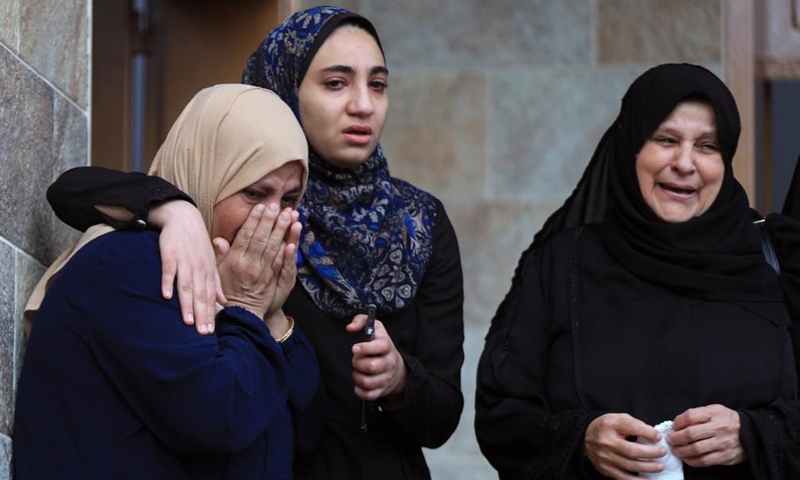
[24,84,308,330]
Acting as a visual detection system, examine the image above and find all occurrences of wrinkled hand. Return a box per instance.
[149,200,224,335]
[213,203,296,320]
[585,413,666,480]
[266,209,301,318]
[668,404,745,467]
[346,314,407,402]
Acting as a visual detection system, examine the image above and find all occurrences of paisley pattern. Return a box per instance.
[242,6,437,319]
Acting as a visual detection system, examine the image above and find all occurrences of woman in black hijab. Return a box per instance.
[475,63,800,480]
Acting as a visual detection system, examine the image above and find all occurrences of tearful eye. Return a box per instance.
[243,189,265,201]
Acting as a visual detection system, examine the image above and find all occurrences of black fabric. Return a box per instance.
[47,167,193,231]
[476,226,800,480]
[782,154,800,220]
[275,199,464,480]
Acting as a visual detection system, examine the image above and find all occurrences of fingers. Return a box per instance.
[346,313,369,333]
[351,349,405,401]
[349,320,407,400]
[672,405,713,431]
[153,202,218,334]
[212,237,231,264]
[274,242,297,293]
[232,204,293,270]
[161,258,177,301]
[228,203,268,258]
[351,320,391,356]
[214,269,227,305]
[191,264,218,335]
[285,211,302,246]
[243,205,285,259]
[585,414,666,478]
[669,404,745,467]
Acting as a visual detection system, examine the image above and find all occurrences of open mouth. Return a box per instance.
[659,183,696,196]
[344,125,372,136]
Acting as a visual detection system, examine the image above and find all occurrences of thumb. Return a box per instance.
[214,270,227,304]
[345,313,368,333]
[212,237,231,264]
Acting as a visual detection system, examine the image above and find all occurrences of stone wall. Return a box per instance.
[302,0,725,478]
[0,0,89,477]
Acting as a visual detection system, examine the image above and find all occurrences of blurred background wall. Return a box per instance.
[2,0,799,478]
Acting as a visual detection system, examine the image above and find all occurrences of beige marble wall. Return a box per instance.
[304,0,725,478]
[0,0,88,476]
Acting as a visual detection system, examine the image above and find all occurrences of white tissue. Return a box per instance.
[638,420,684,480]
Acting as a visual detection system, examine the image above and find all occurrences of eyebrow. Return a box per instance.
[251,178,303,193]
[656,126,718,138]
[319,64,389,76]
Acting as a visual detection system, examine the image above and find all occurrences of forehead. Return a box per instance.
[260,161,303,184]
[309,26,385,69]
[658,100,717,130]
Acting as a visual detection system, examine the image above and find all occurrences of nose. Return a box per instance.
[346,84,375,117]
[671,143,696,174]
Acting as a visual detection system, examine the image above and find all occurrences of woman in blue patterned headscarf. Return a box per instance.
[238,8,464,480]
[243,5,436,321]
[44,6,465,480]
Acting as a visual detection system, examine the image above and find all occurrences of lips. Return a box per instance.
[658,182,697,197]
[342,124,373,145]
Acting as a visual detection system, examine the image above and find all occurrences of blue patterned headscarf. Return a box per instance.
[242,6,437,319]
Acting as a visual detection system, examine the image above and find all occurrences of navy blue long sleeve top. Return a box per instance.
[13,230,325,480]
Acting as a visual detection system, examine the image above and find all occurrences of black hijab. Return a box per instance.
[600,63,780,302]
[494,64,782,326]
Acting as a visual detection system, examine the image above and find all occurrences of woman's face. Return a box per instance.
[297,25,388,169]
[210,161,304,243]
[636,100,725,223]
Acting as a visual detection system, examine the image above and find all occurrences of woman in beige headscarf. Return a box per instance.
[14,84,324,480]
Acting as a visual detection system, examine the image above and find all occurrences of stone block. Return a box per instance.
[380,71,486,200]
[597,0,722,64]
[0,0,19,52]
[51,94,86,255]
[0,243,14,436]
[0,434,10,480]
[486,67,643,200]
[19,0,89,108]
[447,200,563,328]
[14,251,46,398]
[363,0,590,68]
[423,326,496,478]
[0,47,56,264]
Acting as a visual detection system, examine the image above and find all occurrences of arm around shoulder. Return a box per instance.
[48,166,193,231]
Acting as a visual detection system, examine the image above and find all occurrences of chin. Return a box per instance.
[658,212,695,223]
[326,150,373,169]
